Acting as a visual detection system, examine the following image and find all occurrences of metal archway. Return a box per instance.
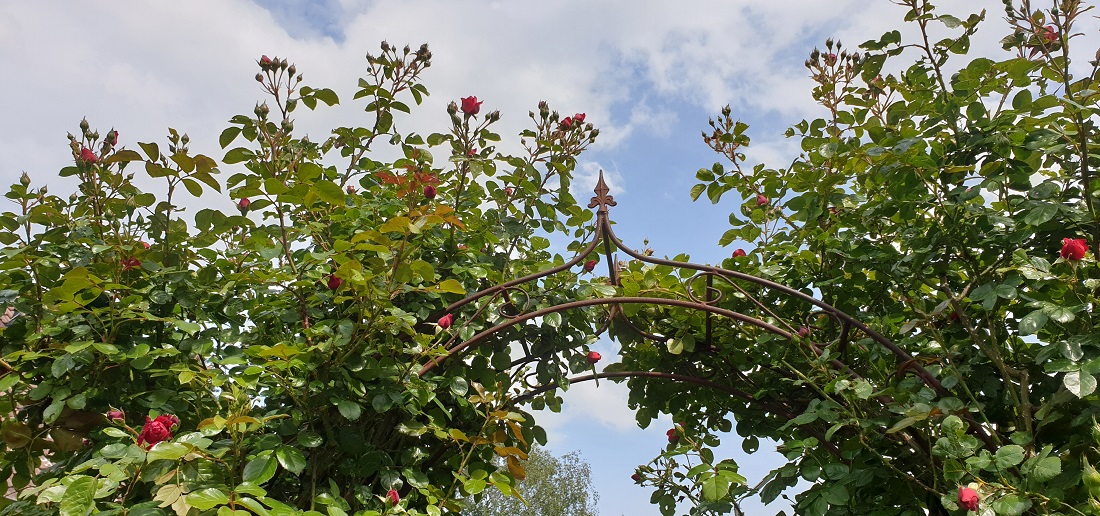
[417,171,994,450]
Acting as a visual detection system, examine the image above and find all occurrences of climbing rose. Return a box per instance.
[460,96,482,116]
[957,486,979,511]
[666,428,680,444]
[80,147,97,163]
[583,259,597,272]
[387,489,400,504]
[438,313,454,329]
[756,194,768,206]
[1060,238,1088,261]
[238,197,251,210]
[731,249,747,258]
[424,185,437,200]
[587,351,601,364]
[328,275,342,290]
[137,416,173,449]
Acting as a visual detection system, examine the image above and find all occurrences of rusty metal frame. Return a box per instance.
[416,171,994,449]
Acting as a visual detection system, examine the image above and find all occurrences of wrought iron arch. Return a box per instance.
[417,171,994,450]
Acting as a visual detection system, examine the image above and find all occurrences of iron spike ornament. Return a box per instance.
[587,170,617,213]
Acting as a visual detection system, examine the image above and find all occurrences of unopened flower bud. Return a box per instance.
[256,73,264,82]
[79,118,90,132]
[279,60,288,70]
[381,41,391,52]
[287,64,296,75]
[281,119,294,132]
[488,110,501,122]
[20,172,30,187]
[447,101,459,116]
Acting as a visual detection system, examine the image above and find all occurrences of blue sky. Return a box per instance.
[0,1,1015,513]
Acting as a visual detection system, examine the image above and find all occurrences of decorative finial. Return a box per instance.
[588,170,617,213]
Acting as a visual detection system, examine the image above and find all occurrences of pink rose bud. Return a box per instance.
[328,275,342,290]
[587,351,601,364]
[756,194,768,206]
[505,187,514,196]
[424,185,437,200]
[107,409,125,422]
[957,486,979,511]
[141,241,150,250]
[631,473,642,483]
[387,489,400,504]
[560,117,573,129]
[259,55,273,69]
[460,96,483,116]
[666,428,680,444]
[797,326,811,338]
[238,197,251,211]
[1042,25,1058,42]
[1060,237,1088,261]
[347,185,357,194]
[80,147,97,164]
[467,148,477,156]
[731,249,746,258]
[574,113,586,123]
[438,313,454,329]
[583,259,597,273]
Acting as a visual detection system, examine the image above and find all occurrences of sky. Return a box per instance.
[0,1,1020,514]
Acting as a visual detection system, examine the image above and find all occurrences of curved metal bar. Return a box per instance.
[417,296,793,376]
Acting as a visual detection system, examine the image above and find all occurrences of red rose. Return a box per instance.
[137,416,173,449]
[80,147,97,164]
[386,489,400,504]
[957,486,979,511]
[573,113,586,124]
[732,249,746,258]
[587,351,601,364]
[1042,25,1058,42]
[328,275,342,290]
[238,197,251,211]
[424,185,437,200]
[460,96,483,116]
[756,194,768,206]
[631,473,642,483]
[560,117,573,129]
[438,313,454,329]
[666,428,680,444]
[153,414,179,429]
[1060,237,1088,261]
[106,409,125,422]
[583,259,597,273]
[121,257,141,272]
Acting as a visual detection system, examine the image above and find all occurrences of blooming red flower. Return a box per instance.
[731,249,746,258]
[666,428,680,444]
[573,113,586,124]
[1060,237,1088,261]
[137,416,173,449]
[328,275,342,290]
[1042,25,1058,42]
[583,259,597,273]
[386,489,400,504]
[957,486,979,511]
[424,185,437,200]
[756,194,768,206]
[438,313,454,329]
[80,147,97,164]
[460,96,483,116]
[631,473,642,483]
[153,414,179,429]
[238,197,251,211]
[106,409,125,422]
[560,117,573,129]
[587,351,601,364]
[121,257,141,272]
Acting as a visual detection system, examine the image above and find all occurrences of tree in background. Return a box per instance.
[465,446,598,516]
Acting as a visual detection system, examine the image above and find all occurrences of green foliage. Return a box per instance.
[464,446,598,516]
[0,43,602,515]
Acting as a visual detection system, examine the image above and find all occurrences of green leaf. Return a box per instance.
[219,127,242,148]
[666,339,683,355]
[336,400,362,421]
[994,444,1025,469]
[313,180,346,205]
[276,446,307,475]
[436,279,466,295]
[223,147,255,165]
[1064,370,1097,397]
[1029,456,1061,482]
[242,454,278,484]
[147,442,189,462]
[1018,311,1048,335]
[186,488,231,510]
[991,493,1032,516]
[59,476,96,516]
[701,474,731,502]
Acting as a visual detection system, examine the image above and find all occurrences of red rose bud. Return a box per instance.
[732,249,747,258]
[631,473,642,483]
[259,55,273,69]
[107,409,125,422]
[136,416,173,449]
[587,351,601,364]
[328,275,342,290]
[666,428,680,444]
[505,187,514,196]
[467,148,477,156]
[796,326,811,338]
[561,117,573,129]
[387,489,400,504]
[583,259,597,272]
[438,313,454,329]
[347,185,357,194]
[121,257,141,271]
[1061,237,1087,261]
[756,194,768,206]
[574,113,586,123]
[238,197,251,211]
[957,486,979,511]
[80,147,97,164]
[460,96,483,116]
[1042,25,1058,42]
[141,241,151,250]
[424,185,437,200]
